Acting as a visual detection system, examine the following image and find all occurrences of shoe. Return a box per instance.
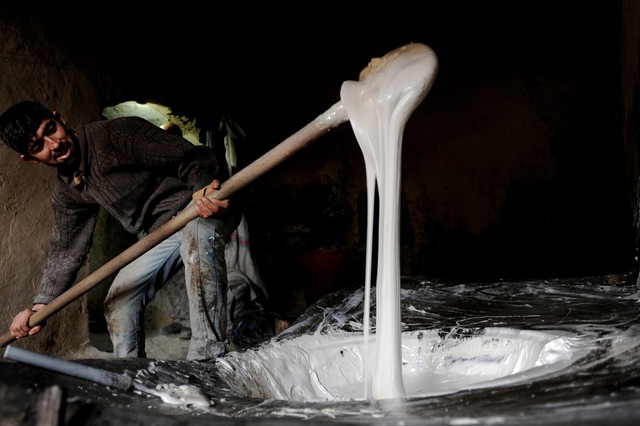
[161,322,182,335]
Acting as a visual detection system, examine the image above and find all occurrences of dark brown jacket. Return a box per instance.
[33,117,224,304]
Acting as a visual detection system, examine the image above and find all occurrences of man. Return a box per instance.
[0,101,240,361]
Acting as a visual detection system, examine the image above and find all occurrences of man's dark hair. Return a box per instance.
[0,101,55,155]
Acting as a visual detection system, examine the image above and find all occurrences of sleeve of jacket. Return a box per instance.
[122,118,226,191]
[32,182,100,305]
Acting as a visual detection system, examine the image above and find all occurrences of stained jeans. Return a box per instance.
[104,204,240,361]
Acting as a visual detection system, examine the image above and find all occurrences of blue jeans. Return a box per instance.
[104,203,240,360]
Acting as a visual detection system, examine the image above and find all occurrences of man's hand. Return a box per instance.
[193,180,230,219]
[10,304,46,339]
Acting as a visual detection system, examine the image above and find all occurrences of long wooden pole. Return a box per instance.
[0,101,348,348]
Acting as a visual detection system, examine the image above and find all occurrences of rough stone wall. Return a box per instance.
[0,6,106,356]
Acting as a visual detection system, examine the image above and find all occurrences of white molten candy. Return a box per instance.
[211,44,597,405]
[215,327,588,402]
[340,42,439,399]
[134,382,211,407]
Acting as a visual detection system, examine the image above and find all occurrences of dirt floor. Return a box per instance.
[68,312,288,361]
[67,332,191,361]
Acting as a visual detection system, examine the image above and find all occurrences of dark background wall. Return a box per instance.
[2,1,638,324]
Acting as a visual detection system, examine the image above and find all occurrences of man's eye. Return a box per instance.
[28,139,44,154]
[44,120,57,136]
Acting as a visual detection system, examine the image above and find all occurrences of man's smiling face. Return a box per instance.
[22,118,77,167]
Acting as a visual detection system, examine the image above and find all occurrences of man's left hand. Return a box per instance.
[194,180,230,218]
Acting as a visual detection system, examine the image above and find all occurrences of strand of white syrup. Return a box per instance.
[340,43,438,400]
